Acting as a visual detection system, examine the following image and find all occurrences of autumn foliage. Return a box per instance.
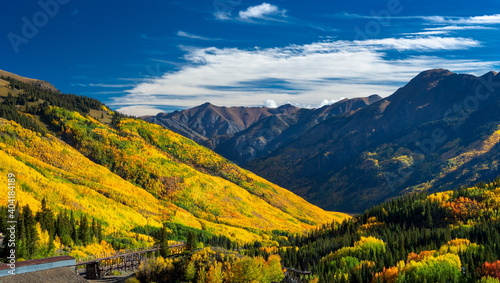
[136,248,284,283]
[480,261,500,280]
[0,103,346,259]
[442,196,486,222]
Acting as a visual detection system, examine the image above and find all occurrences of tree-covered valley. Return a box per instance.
[0,70,499,282]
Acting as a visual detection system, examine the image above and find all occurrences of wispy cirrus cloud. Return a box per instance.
[405,25,495,36]
[177,31,217,41]
[140,32,219,42]
[336,13,499,37]
[110,36,498,116]
[331,13,425,20]
[426,14,500,25]
[214,10,232,21]
[334,13,500,26]
[349,36,480,51]
[425,25,495,31]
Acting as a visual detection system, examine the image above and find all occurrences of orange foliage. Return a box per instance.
[442,196,485,222]
[372,266,399,283]
[407,250,437,262]
[481,261,500,279]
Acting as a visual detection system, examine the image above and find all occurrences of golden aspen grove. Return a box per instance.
[0,74,348,262]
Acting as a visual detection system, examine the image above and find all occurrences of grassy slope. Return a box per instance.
[0,69,58,92]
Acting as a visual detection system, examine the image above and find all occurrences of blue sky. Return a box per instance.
[1,0,499,115]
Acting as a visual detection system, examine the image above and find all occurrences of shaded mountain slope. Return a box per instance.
[144,102,301,148]
[216,95,382,163]
[249,69,500,212]
[146,95,381,164]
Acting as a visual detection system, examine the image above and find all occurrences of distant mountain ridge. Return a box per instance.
[146,69,500,213]
[145,102,300,147]
[249,69,500,212]
[145,94,382,164]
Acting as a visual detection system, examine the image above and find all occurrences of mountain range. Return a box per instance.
[2,67,499,236]
[144,95,382,164]
[146,69,500,213]
[1,68,500,282]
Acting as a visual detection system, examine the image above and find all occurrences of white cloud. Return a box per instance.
[177,31,212,41]
[404,30,449,36]
[213,2,286,22]
[238,3,286,21]
[264,99,278,108]
[214,11,231,21]
[110,36,498,114]
[333,13,500,26]
[426,25,494,31]
[318,98,345,108]
[353,37,480,51]
[344,13,433,20]
[280,98,346,109]
[116,105,165,116]
[337,13,500,26]
[404,25,494,36]
[426,14,500,25]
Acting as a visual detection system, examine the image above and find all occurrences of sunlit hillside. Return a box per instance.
[246,178,500,282]
[0,73,348,259]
